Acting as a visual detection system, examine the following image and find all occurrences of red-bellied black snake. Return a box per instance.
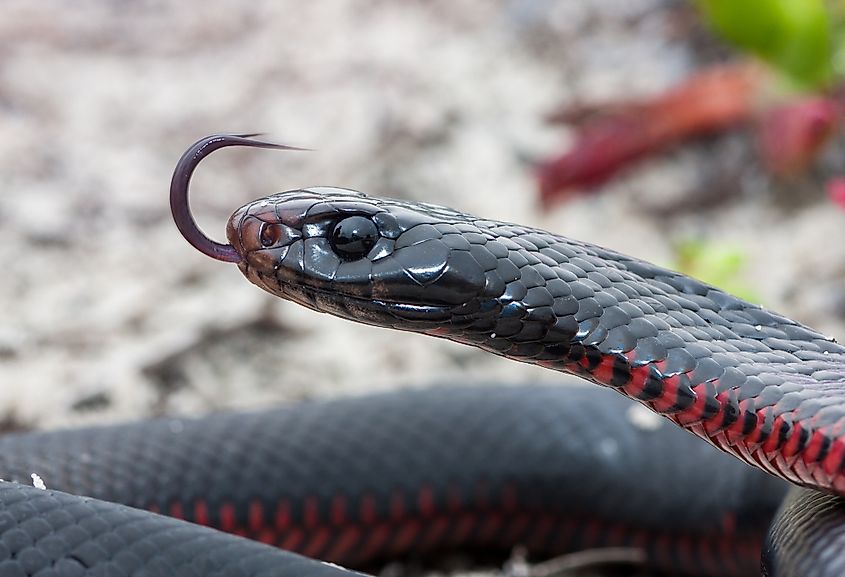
[0,134,841,577]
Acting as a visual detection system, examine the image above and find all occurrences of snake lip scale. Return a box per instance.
[240,262,454,325]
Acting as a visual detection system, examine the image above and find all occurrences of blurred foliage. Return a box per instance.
[696,0,835,89]
[672,239,761,304]
[833,2,845,79]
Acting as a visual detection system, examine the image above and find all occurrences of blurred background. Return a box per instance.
[1,0,844,446]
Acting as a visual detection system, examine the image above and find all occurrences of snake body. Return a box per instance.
[1,134,842,576]
[227,186,845,500]
[179,134,845,575]
[0,386,783,577]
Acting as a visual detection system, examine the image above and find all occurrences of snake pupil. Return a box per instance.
[260,223,282,248]
[331,216,379,260]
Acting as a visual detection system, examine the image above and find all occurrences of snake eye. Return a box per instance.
[330,216,379,260]
[259,222,283,247]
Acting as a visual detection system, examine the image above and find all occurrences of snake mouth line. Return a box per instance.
[246,265,453,323]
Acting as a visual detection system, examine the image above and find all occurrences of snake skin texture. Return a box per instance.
[0,483,357,577]
[226,187,845,575]
[762,489,845,577]
[0,386,782,577]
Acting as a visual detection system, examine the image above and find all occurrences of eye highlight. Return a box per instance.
[330,216,379,260]
[259,222,283,247]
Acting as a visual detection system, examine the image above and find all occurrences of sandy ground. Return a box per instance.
[1,1,845,576]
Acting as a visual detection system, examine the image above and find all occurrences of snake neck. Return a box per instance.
[414,221,845,497]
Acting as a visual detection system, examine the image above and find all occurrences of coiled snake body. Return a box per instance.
[0,135,842,576]
[0,385,784,576]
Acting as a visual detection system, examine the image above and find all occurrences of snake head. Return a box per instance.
[226,188,503,329]
[171,135,514,334]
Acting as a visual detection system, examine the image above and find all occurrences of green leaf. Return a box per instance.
[830,1,845,78]
[696,0,833,88]
[671,239,761,304]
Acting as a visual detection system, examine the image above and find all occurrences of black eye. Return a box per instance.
[259,222,282,247]
[331,216,379,260]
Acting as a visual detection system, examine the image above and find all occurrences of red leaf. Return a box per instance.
[538,64,762,205]
[757,98,840,176]
[828,178,845,210]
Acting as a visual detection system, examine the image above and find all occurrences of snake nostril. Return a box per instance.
[260,223,283,247]
[330,216,379,261]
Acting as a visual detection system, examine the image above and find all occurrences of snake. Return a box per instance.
[0,134,842,577]
[0,384,783,577]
